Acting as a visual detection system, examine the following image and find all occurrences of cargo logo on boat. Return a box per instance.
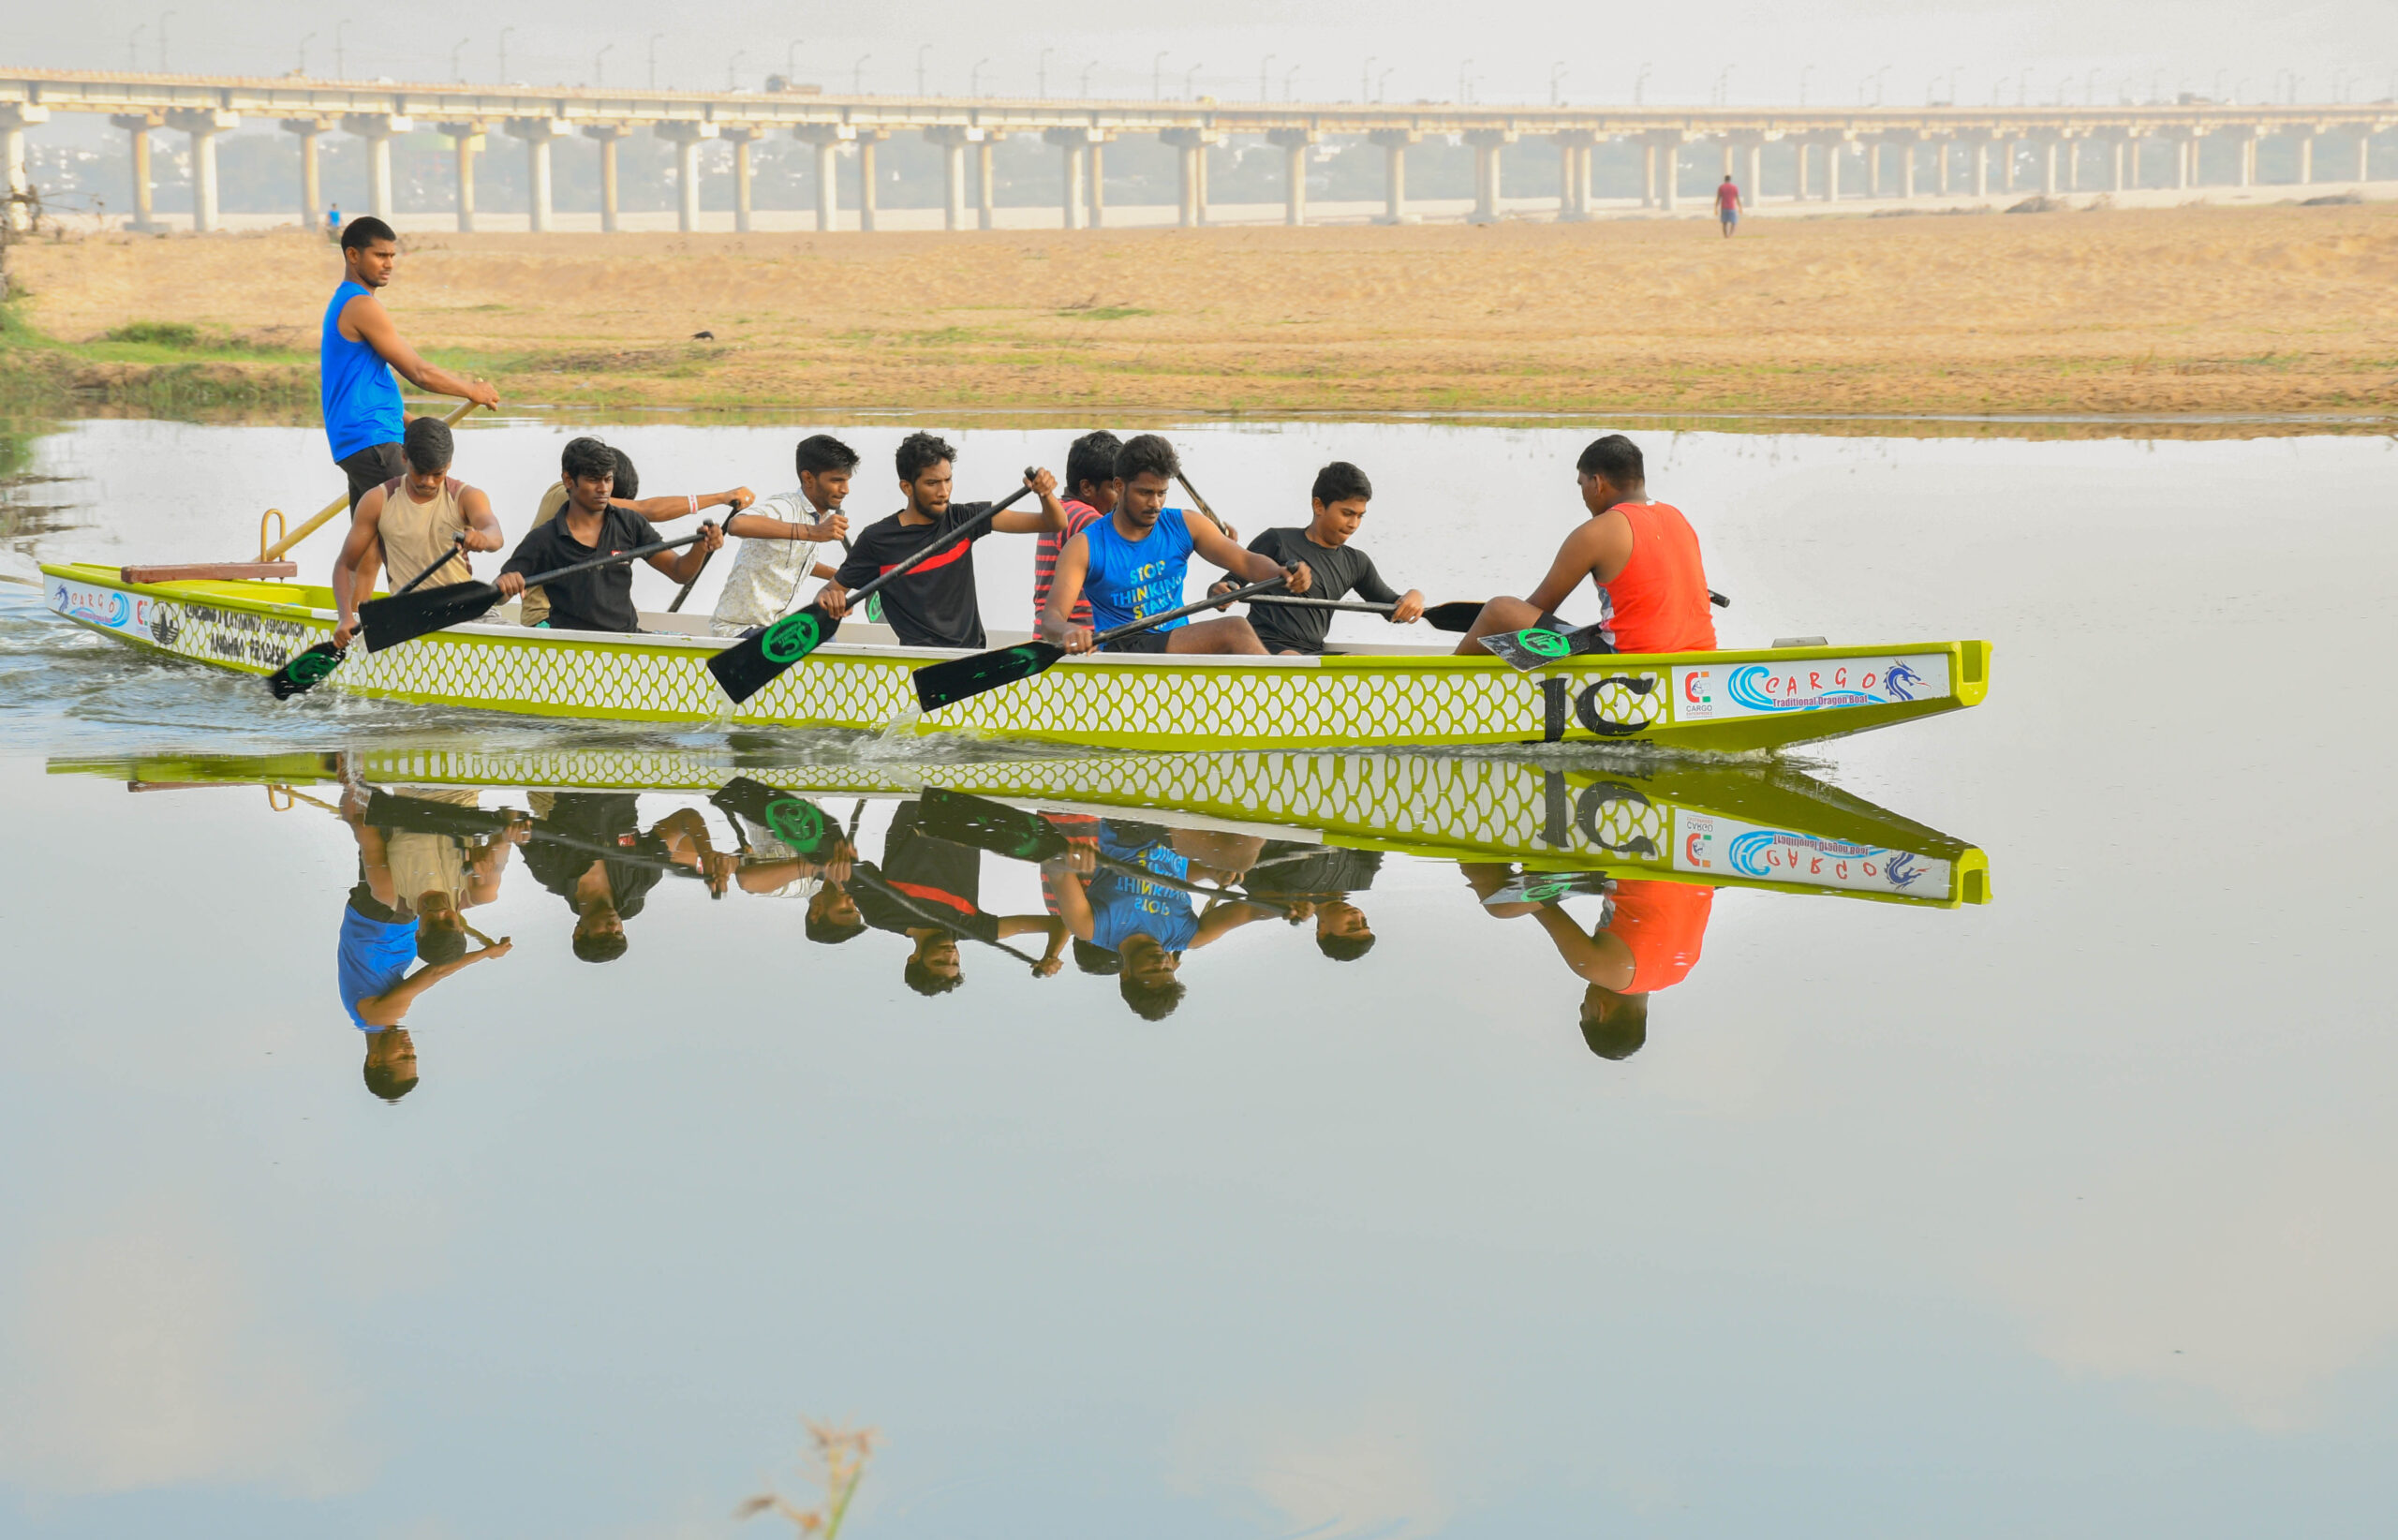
[51,582,131,629]
[1671,654,1947,721]
[1726,665,1881,713]
[1673,809,1948,897]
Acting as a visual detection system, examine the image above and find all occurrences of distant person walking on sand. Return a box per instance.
[321,215,500,516]
[324,203,341,243]
[1715,175,1743,237]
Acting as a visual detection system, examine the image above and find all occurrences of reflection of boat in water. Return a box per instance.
[37,566,1987,754]
[52,746,1988,908]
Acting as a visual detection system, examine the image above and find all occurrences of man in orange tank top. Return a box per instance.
[1462,864,1714,1060]
[1453,434,1718,658]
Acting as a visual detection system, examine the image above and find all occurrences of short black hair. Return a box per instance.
[340,215,397,251]
[896,431,955,484]
[1580,990,1650,1059]
[1065,431,1124,500]
[1310,461,1373,506]
[1115,433,1179,485]
[1317,931,1376,963]
[1575,434,1645,486]
[402,415,453,475]
[904,953,963,996]
[609,448,641,501]
[1120,970,1186,1020]
[797,434,861,478]
[561,436,617,485]
[362,1059,418,1102]
[1073,938,1121,975]
[416,925,468,965]
[573,929,629,964]
[806,911,867,944]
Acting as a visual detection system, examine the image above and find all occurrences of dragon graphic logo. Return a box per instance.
[56,585,129,628]
[1882,661,1926,702]
[1883,851,1924,889]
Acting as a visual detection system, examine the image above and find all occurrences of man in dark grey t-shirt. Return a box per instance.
[1216,461,1426,655]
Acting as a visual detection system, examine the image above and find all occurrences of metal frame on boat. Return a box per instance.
[38,565,1990,754]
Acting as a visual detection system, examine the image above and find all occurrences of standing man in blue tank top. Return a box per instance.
[322,215,500,516]
[1038,433,1309,657]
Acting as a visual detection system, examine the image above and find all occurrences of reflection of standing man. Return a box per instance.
[1461,865,1712,1059]
[1714,174,1743,237]
[321,215,500,517]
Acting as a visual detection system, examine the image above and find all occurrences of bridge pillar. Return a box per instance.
[2173,130,2196,189]
[1649,129,1685,212]
[338,112,407,225]
[854,129,889,231]
[1088,140,1107,227]
[2036,137,2059,196]
[2353,126,2373,183]
[1554,129,1598,221]
[436,122,486,232]
[501,118,567,231]
[1467,129,1516,223]
[111,112,160,231]
[163,109,240,232]
[582,125,630,232]
[1966,137,1989,198]
[1369,128,1419,224]
[924,126,983,230]
[1044,127,1103,230]
[719,126,764,231]
[793,125,853,231]
[1267,128,1316,226]
[279,117,333,232]
[2292,129,2315,185]
[656,122,718,232]
[1742,136,1767,208]
[1160,128,1220,228]
[1794,139,1810,200]
[1818,134,1848,201]
[0,105,40,233]
[1867,138,1885,197]
[2234,126,2259,188]
[978,138,997,229]
[1898,135,1918,199]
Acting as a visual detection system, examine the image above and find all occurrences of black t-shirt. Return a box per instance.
[1244,527,1401,654]
[520,792,668,919]
[851,802,993,939]
[502,505,664,633]
[1243,840,1384,899]
[835,503,995,649]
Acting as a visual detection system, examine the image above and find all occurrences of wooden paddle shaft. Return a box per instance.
[1173,471,1232,536]
[259,398,483,562]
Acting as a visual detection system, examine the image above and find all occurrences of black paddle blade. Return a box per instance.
[362,789,518,838]
[1478,625,1612,673]
[265,640,346,699]
[1419,600,1484,633]
[361,580,502,652]
[1484,869,1620,905]
[912,641,1067,712]
[708,776,842,857]
[705,604,839,704]
[916,787,1073,863]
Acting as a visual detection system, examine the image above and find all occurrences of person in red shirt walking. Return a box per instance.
[1714,173,1743,237]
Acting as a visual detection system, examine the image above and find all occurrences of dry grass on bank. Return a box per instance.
[10,201,2398,415]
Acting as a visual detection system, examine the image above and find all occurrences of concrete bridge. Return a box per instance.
[6,66,2394,234]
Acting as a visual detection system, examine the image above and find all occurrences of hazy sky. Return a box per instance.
[6,0,2394,111]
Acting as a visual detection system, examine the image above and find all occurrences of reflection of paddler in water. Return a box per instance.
[337,785,517,1101]
[1242,840,1383,962]
[518,792,737,962]
[1042,820,1278,1019]
[1460,864,1713,1059]
[837,801,1067,993]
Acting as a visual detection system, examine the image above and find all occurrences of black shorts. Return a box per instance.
[337,442,407,513]
[1099,630,1173,656]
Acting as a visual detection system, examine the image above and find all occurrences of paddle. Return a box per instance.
[706,475,1038,705]
[1476,589,1734,672]
[912,570,1294,713]
[1241,594,1488,630]
[360,528,709,653]
[1172,470,1234,538]
[266,533,467,699]
[914,787,1294,914]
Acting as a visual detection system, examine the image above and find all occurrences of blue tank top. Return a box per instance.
[320,279,405,461]
[338,901,419,1029]
[1088,828,1199,953]
[1081,507,1194,635]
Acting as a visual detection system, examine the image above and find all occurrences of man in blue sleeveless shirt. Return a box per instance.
[1038,434,1309,656]
[322,215,500,515]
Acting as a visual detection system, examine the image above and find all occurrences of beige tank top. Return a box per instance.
[377,476,476,591]
[519,482,571,626]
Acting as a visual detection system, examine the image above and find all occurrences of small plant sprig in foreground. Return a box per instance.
[736,1420,879,1537]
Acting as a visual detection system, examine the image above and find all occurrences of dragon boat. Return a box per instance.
[38,565,1988,755]
[52,745,1990,908]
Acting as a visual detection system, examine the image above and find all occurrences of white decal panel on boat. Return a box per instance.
[1670,652,1951,721]
[1672,809,1954,899]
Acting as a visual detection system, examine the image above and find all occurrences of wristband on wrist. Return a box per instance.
[688,494,699,516]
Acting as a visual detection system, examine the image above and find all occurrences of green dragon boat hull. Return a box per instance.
[40,565,1988,754]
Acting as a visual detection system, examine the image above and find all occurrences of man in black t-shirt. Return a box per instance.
[498,436,723,632]
[822,430,1067,649]
[520,792,732,962]
[1213,461,1426,655]
[1242,840,1384,962]
[850,801,1065,993]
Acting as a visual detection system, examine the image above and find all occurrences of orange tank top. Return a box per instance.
[1594,501,1716,655]
[1604,881,1713,993]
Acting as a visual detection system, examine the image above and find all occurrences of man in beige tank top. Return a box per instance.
[332,415,505,647]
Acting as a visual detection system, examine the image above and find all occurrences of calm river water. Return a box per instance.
[2,416,2394,1538]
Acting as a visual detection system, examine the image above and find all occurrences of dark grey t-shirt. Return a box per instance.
[1244,526,1401,654]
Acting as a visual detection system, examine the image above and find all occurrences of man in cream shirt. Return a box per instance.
[711,434,857,637]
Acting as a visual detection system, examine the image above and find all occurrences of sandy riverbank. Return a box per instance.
[8,200,2396,416]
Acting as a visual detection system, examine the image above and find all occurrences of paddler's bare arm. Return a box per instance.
[1191,515,1310,596]
[341,291,501,409]
[1529,903,1636,991]
[620,488,754,523]
[644,521,723,585]
[989,467,1066,534]
[355,938,513,1029]
[457,485,505,553]
[726,509,847,542]
[1524,511,1634,616]
[331,487,388,646]
[1040,533,1096,653]
[1041,858,1097,941]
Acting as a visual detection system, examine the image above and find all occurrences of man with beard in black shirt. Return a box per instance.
[519,792,734,962]
[822,431,1067,649]
[848,801,1066,992]
[1215,461,1426,656]
[1241,840,1384,962]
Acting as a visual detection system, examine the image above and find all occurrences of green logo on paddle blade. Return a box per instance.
[287,646,342,683]
[1518,629,1571,659]
[760,611,822,664]
[762,795,827,854]
[1521,878,1572,901]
